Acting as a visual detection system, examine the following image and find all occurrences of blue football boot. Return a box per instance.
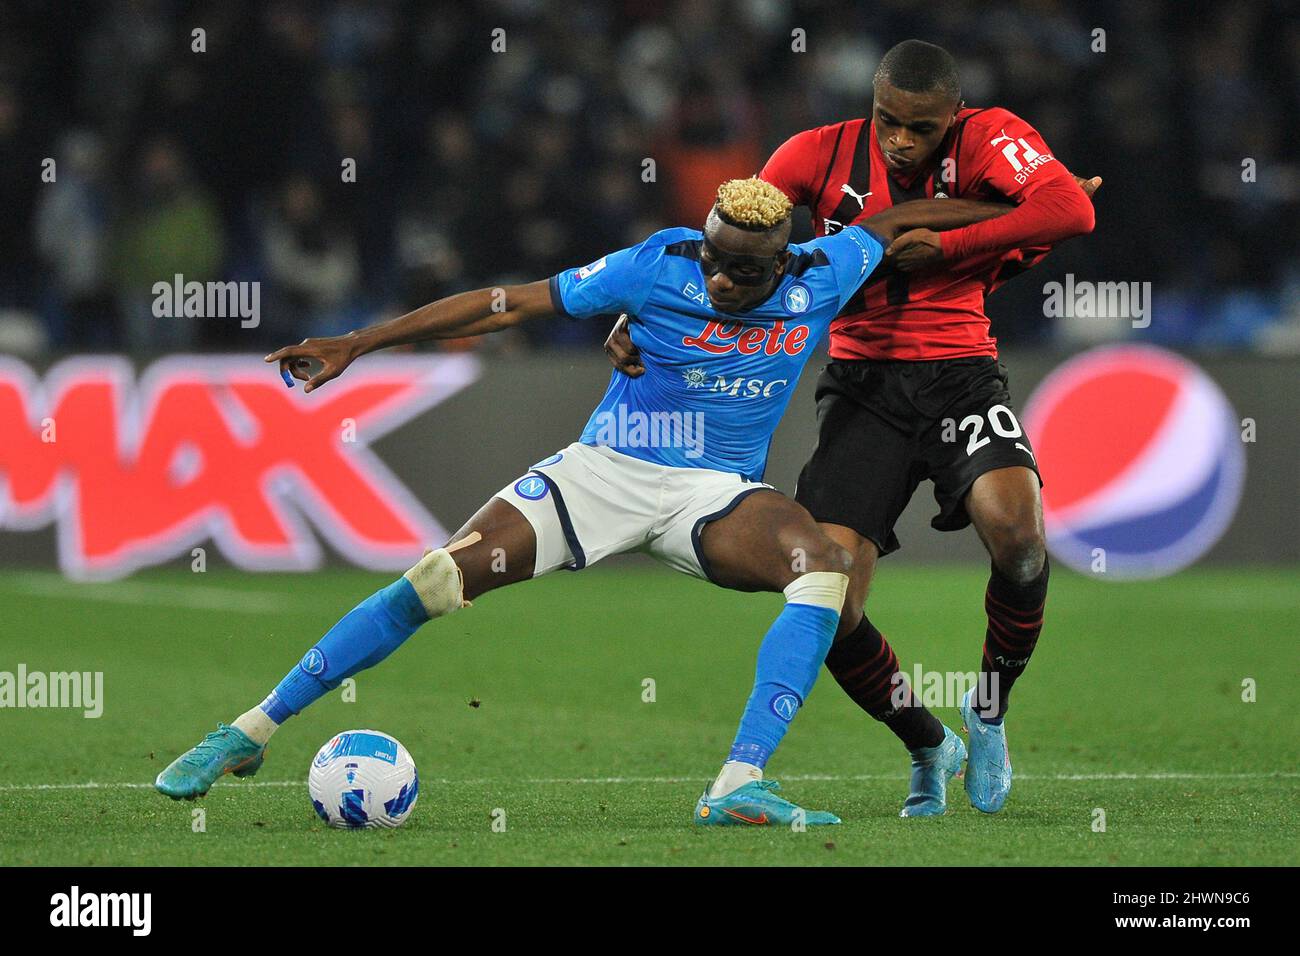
[960,688,1012,813]
[899,725,967,817]
[155,723,266,800]
[694,779,841,826]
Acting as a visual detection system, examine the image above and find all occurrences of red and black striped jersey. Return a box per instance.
[760,107,1088,361]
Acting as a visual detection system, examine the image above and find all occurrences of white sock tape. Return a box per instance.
[403,548,468,618]
[783,570,849,612]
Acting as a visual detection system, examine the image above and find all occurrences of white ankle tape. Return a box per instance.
[403,548,469,618]
[783,570,849,612]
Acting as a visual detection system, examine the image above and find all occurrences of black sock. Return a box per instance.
[825,615,944,751]
[979,556,1050,721]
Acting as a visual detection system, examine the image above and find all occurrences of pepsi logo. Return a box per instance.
[1022,345,1245,579]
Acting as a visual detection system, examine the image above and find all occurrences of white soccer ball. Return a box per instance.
[308,729,419,829]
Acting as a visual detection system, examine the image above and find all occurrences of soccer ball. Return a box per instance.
[308,729,419,829]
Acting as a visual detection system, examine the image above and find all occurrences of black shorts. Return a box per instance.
[794,357,1041,556]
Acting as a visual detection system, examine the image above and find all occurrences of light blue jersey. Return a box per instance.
[549,225,885,480]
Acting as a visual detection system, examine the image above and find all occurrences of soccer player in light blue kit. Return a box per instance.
[156,179,1008,825]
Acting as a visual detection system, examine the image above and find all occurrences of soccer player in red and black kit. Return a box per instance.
[607,40,1099,817]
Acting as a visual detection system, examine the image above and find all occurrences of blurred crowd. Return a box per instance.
[1,0,1298,356]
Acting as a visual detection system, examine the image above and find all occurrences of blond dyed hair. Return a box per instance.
[714,177,792,231]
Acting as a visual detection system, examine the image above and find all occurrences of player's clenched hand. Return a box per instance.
[884,228,944,272]
[604,313,644,377]
[264,334,358,393]
[1073,174,1103,198]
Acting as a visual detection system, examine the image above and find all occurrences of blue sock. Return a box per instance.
[259,577,429,724]
[726,601,839,769]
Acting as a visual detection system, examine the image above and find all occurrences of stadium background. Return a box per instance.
[0,0,1296,868]
[3,0,1299,355]
[1,0,1298,570]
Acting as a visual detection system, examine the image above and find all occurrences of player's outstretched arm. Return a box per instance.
[865,198,1015,273]
[864,197,1012,242]
[863,198,1015,272]
[265,280,554,392]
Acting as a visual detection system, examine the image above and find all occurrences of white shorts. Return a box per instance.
[493,442,773,581]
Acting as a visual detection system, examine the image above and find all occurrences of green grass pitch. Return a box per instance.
[0,563,1295,866]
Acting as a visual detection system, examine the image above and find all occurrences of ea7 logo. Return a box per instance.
[0,355,479,580]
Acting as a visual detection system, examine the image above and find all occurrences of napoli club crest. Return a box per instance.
[783,283,811,315]
[301,648,328,675]
[769,692,801,721]
[513,475,549,501]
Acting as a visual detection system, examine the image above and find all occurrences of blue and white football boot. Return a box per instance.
[899,725,967,817]
[960,688,1012,813]
[694,780,841,826]
[155,723,266,800]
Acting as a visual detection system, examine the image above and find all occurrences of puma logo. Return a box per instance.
[990,128,1015,147]
[840,183,872,209]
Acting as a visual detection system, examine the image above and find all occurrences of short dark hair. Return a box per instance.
[873,40,960,102]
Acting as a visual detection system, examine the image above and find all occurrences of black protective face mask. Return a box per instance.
[700,238,779,287]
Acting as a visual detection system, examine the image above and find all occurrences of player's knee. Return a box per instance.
[828,541,854,576]
[988,524,1046,585]
[794,536,853,577]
